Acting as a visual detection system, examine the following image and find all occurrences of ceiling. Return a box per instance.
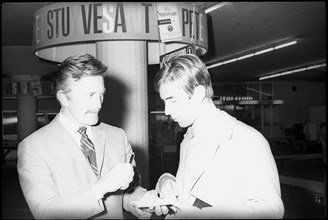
[1,2,326,82]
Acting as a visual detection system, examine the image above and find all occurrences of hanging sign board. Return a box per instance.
[156,3,182,42]
[33,2,208,63]
[2,82,31,95]
[160,44,194,67]
[2,81,55,96]
[31,81,43,96]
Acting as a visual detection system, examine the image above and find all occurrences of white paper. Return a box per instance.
[130,198,180,209]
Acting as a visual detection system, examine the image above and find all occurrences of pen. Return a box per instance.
[128,152,135,164]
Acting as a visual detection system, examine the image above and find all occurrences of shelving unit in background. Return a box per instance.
[212,82,284,139]
[2,80,59,163]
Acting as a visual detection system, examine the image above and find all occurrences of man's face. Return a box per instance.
[159,84,198,128]
[65,76,106,126]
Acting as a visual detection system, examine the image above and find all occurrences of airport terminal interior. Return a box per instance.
[2,2,326,219]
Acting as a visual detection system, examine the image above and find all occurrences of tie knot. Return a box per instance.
[78,126,87,135]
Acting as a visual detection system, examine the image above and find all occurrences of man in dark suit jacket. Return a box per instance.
[17,54,150,219]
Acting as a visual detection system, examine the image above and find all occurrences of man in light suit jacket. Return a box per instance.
[17,54,151,219]
[138,54,284,219]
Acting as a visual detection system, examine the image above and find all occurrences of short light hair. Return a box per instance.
[154,54,214,99]
[55,53,108,94]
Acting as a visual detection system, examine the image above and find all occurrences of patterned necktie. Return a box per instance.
[77,126,99,178]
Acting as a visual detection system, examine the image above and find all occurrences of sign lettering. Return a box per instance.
[33,2,208,55]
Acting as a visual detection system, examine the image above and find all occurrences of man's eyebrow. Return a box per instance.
[164,96,174,101]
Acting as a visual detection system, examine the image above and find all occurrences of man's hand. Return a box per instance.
[131,190,159,219]
[158,177,178,199]
[154,178,179,216]
[95,163,134,195]
[164,201,202,219]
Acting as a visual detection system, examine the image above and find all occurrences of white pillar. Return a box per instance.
[11,75,40,141]
[96,41,149,188]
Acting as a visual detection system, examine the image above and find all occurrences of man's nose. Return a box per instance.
[164,104,171,116]
[93,94,103,108]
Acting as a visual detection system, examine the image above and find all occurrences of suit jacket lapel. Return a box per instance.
[186,110,237,196]
[185,139,221,196]
[51,117,85,162]
[92,125,106,177]
[50,116,100,180]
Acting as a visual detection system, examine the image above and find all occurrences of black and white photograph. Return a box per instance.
[2,2,326,219]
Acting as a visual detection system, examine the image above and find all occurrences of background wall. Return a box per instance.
[273,81,326,129]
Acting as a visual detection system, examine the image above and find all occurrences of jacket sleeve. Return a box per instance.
[17,140,104,219]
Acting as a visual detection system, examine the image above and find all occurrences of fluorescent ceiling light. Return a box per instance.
[222,58,237,64]
[254,47,273,55]
[237,53,254,60]
[307,64,323,70]
[292,68,307,73]
[274,40,297,49]
[205,2,229,14]
[206,39,298,70]
[206,62,223,69]
[279,70,293,76]
[259,63,326,80]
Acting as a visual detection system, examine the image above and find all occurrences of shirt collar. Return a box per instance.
[58,109,91,136]
[189,107,236,141]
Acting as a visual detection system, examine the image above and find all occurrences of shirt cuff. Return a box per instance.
[155,173,176,193]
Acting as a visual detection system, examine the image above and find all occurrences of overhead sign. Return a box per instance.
[33,2,208,61]
[2,81,55,96]
[156,3,182,42]
[160,44,194,67]
[31,81,43,96]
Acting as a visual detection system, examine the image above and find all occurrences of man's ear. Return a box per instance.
[192,85,206,102]
[56,90,69,107]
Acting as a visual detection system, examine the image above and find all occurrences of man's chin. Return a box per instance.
[178,121,189,128]
[85,117,98,126]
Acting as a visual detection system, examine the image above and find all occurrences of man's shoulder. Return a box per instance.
[18,121,63,153]
[21,119,61,142]
[97,122,125,134]
[235,119,263,137]
[96,123,129,144]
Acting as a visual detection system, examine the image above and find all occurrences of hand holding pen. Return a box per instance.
[128,152,135,164]
[95,153,135,194]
